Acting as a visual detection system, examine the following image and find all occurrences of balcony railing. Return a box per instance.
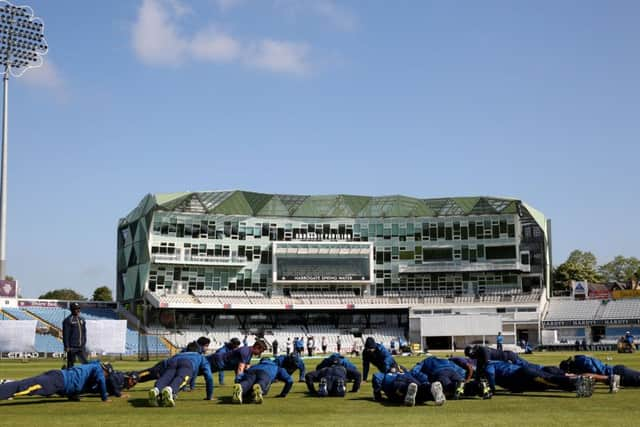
[399,261,530,274]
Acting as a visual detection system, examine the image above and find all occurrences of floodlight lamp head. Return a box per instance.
[0,0,46,77]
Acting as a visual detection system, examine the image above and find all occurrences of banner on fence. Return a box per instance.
[0,320,36,352]
[85,320,127,354]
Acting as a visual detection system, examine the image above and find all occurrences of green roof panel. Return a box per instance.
[256,196,292,216]
[210,191,253,215]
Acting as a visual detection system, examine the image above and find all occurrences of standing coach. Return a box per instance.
[63,302,88,368]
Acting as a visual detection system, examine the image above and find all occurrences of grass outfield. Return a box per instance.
[0,351,639,427]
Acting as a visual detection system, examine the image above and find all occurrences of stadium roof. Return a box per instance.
[122,191,545,226]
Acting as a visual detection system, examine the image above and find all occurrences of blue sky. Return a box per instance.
[6,0,639,298]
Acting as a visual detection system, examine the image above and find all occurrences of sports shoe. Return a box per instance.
[336,379,346,397]
[148,387,159,407]
[480,379,492,400]
[232,384,243,404]
[252,384,264,404]
[318,378,328,397]
[430,381,445,406]
[610,374,620,393]
[453,381,465,400]
[161,386,175,407]
[404,382,418,407]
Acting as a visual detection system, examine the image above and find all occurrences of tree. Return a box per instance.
[92,286,113,302]
[598,256,640,283]
[553,250,601,289]
[39,288,86,301]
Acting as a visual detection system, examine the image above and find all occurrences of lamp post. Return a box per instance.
[0,1,47,279]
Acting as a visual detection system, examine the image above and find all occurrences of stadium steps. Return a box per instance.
[160,336,178,353]
[3,308,50,329]
[0,309,18,320]
[23,310,63,334]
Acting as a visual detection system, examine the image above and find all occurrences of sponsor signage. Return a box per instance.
[572,281,588,298]
[0,352,65,359]
[280,274,368,281]
[18,300,65,308]
[543,319,640,327]
[612,289,640,300]
[0,280,16,298]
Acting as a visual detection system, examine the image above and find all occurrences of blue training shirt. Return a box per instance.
[244,359,294,396]
[574,355,613,376]
[410,356,466,384]
[171,352,214,399]
[363,343,395,381]
[60,360,108,401]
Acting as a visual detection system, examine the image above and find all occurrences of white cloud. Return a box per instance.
[310,0,356,31]
[190,28,240,62]
[245,39,309,74]
[132,0,187,66]
[19,60,65,95]
[132,0,312,75]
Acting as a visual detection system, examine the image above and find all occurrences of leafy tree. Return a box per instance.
[553,250,601,288]
[92,285,113,302]
[598,256,640,283]
[39,288,86,301]
[4,275,15,281]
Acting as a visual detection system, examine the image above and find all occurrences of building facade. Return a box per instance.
[117,191,550,304]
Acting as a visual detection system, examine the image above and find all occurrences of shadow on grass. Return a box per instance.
[128,398,152,407]
[216,396,236,404]
[495,392,576,399]
[348,396,413,407]
[0,398,69,406]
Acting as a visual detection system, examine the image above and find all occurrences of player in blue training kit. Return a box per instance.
[560,355,639,390]
[363,337,400,382]
[207,339,268,380]
[372,371,445,407]
[274,353,306,382]
[410,356,466,399]
[212,337,241,385]
[0,360,136,403]
[315,353,362,392]
[148,352,213,407]
[484,360,594,397]
[464,345,524,381]
[180,336,211,354]
[305,365,349,397]
[232,357,296,404]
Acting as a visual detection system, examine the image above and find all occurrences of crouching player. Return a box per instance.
[484,360,594,398]
[410,356,466,399]
[306,366,349,397]
[363,337,401,382]
[232,356,295,404]
[372,371,445,407]
[148,351,213,407]
[275,352,306,383]
[0,360,135,403]
[315,352,362,392]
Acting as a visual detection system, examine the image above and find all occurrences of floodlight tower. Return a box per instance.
[0,1,47,279]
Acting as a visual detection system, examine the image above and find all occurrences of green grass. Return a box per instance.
[1,351,639,427]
